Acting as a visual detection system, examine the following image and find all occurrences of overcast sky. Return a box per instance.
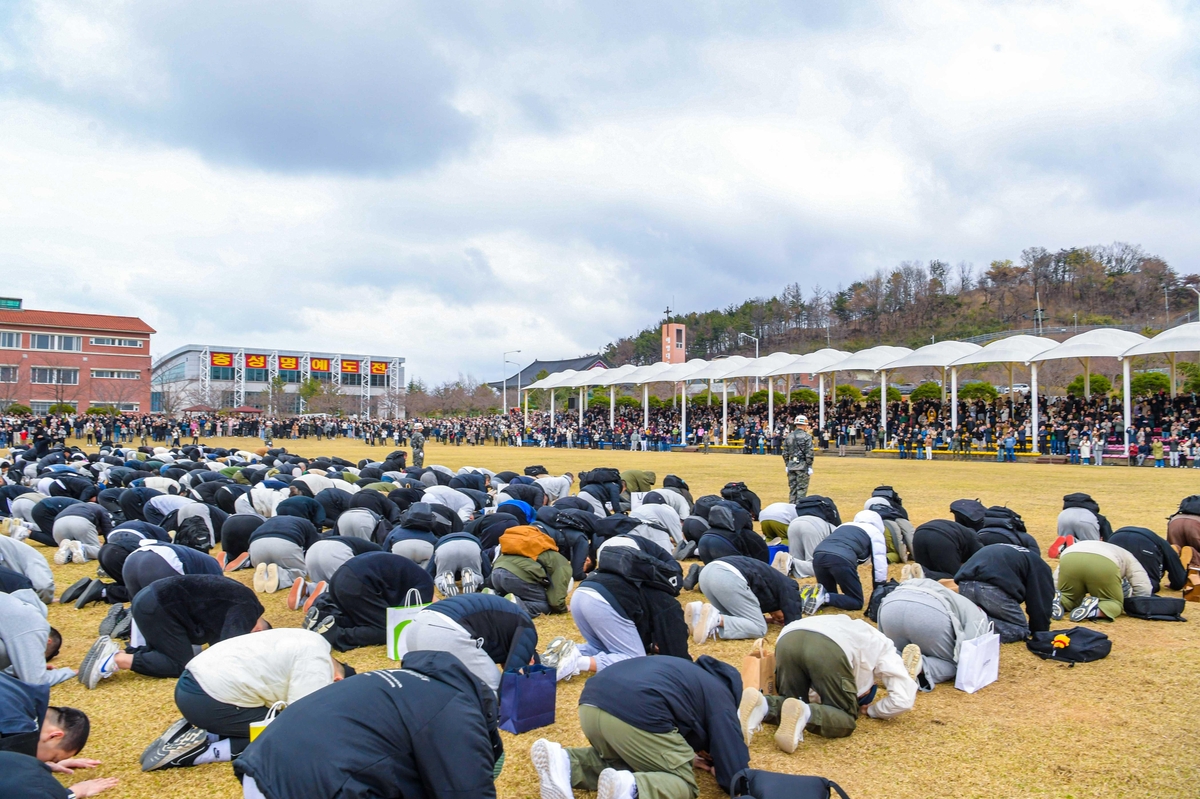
[2,1,1198,384]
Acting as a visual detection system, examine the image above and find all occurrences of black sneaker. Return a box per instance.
[683,563,702,591]
[110,611,133,640]
[98,604,127,636]
[140,719,209,772]
[60,577,92,605]
[674,540,697,561]
[75,579,106,609]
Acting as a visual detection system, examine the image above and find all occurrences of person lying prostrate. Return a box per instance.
[382,503,441,567]
[630,503,683,553]
[954,543,1054,642]
[912,519,982,581]
[534,472,573,504]
[334,508,387,543]
[690,555,803,644]
[0,535,55,604]
[302,536,382,586]
[0,751,118,799]
[805,510,888,614]
[1107,526,1187,594]
[219,514,265,571]
[0,591,73,685]
[404,593,537,692]
[421,485,475,523]
[248,515,322,594]
[51,503,114,564]
[273,496,326,529]
[758,502,797,542]
[428,532,488,597]
[140,629,352,771]
[489,524,571,617]
[303,551,434,651]
[142,494,195,528]
[877,577,991,690]
[1055,539,1153,622]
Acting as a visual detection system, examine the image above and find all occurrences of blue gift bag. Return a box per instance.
[498,665,556,734]
[767,543,789,563]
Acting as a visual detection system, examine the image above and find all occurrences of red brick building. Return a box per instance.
[0,299,155,415]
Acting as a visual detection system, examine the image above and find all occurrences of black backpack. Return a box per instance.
[1178,495,1200,517]
[523,465,548,477]
[731,769,851,799]
[950,499,987,530]
[871,486,904,507]
[865,579,900,622]
[173,516,212,553]
[580,467,621,487]
[985,506,1027,533]
[794,495,841,527]
[721,482,762,521]
[1026,627,1111,663]
[1123,595,1187,622]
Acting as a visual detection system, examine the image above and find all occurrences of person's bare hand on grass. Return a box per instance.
[47,757,102,774]
[66,777,119,797]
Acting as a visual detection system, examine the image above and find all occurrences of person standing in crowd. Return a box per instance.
[781,415,815,503]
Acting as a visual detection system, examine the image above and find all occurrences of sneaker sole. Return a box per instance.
[78,637,115,690]
[253,564,267,592]
[225,552,251,572]
[774,698,806,754]
[60,577,93,604]
[287,578,306,611]
[597,770,634,799]
[139,718,191,771]
[693,605,715,645]
[141,724,210,772]
[99,605,126,637]
[264,564,280,594]
[530,740,572,799]
[54,543,73,565]
[737,688,762,745]
[75,580,105,609]
[902,644,922,681]
[111,615,132,639]
[302,582,326,615]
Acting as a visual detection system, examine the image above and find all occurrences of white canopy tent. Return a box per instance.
[639,358,711,444]
[1121,322,1200,445]
[682,356,751,444]
[721,352,803,433]
[768,349,851,431]
[817,346,913,442]
[949,335,1057,452]
[587,364,641,430]
[620,361,677,430]
[879,341,983,431]
[1028,328,1149,450]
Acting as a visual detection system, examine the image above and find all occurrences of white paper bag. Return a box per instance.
[386,588,432,661]
[955,632,1000,694]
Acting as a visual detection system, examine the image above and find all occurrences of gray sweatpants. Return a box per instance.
[248,537,306,585]
[876,590,957,685]
[786,517,833,578]
[431,540,482,579]
[1057,507,1101,541]
[390,539,434,568]
[570,587,645,670]
[336,510,377,541]
[304,540,356,584]
[698,561,768,640]
[52,516,102,560]
[404,611,500,691]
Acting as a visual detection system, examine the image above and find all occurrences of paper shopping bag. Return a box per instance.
[954,631,1000,694]
[498,665,556,734]
[248,701,286,742]
[386,588,432,660]
[741,638,776,695]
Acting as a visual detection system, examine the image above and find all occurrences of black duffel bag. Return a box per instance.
[731,769,851,799]
[1026,627,1111,663]
[1123,595,1187,622]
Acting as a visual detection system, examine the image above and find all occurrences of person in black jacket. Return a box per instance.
[78,575,268,686]
[1108,526,1187,594]
[248,515,322,594]
[303,551,434,651]
[51,502,114,564]
[404,593,537,692]
[954,544,1054,642]
[806,511,889,613]
[235,651,503,799]
[690,555,803,643]
[695,503,767,566]
[0,752,118,799]
[531,655,749,799]
[912,520,982,581]
[73,540,221,609]
[546,543,689,683]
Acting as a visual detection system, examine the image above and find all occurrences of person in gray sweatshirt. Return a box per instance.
[876,577,992,690]
[0,591,74,686]
[0,535,55,604]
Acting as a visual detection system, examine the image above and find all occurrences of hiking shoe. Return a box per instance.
[78,636,121,689]
[60,577,92,605]
[140,719,209,772]
[54,540,74,565]
[771,550,793,576]
[253,563,268,592]
[693,603,721,644]
[902,644,923,682]
[738,687,767,745]
[302,581,327,615]
[99,604,128,637]
[435,571,458,598]
[597,768,637,799]
[1051,591,1064,620]
[674,540,697,561]
[9,524,30,542]
[263,564,280,593]
[287,577,310,610]
[225,552,251,572]
[110,611,133,640]
[74,579,106,609]
[530,738,573,799]
[1121,578,1132,599]
[1069,595,1102,622]
[68,540,86,563]
[683,563,702,591]
[554,642,581,681]
[540,636,571,669]
[460,568,483,593]
[800,584,826,616]
[684,601,702,635]
[774,697,811,753]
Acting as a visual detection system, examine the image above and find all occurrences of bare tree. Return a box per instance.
[0,361,25,411]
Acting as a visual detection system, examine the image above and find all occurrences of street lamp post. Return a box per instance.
[738,332,759,408]
[502,350,521,412]
[1188,286,1200,322]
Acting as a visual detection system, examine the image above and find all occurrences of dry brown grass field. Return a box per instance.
[33,438,1200,799]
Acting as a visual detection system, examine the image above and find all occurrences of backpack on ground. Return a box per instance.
[1026,627,1111,663]
[721,482,762,520]
[1177,495,1200,517]
[794,495,841,527]
[865,579,900,623]
[173,516,213,553]
[1123,595,1187,622]
[580,467,621,487]
[731,768,851,799]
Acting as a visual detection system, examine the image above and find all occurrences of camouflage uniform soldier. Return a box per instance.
[410,422,426,469]
[782,415,815,502]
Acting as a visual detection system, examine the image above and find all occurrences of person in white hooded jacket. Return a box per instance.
[739,613,918,753]
[804,510,889,614]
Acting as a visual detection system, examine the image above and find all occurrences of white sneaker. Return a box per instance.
[253,563,268,592]
[684,601,702,634]
[460,568,482,593]
[554,643,581,682]
[530,738,573,799]
[69,540,86,563]
[738,687,767,745]
[435,571,458,597]
[693,603,721,645]
[78,636,121,690]
[54,540,74,565]
[771,550,792,576]
[10,524,30,542]
[902,644,923,682]
[774,697,811,754]
[597,768,637,799]
[263,564,280,593]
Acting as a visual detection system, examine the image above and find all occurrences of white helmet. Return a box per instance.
[793,415,808,426]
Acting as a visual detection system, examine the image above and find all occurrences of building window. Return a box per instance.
[31,401,77,414]
[278,370,301,384]
[90,369,141,379]
[31,367,79,385]
[90,337,144,347]
[30,334,82,351]
[155,363,186,383]
[114,402,139,411]
[210,366,235,381]
[312,372,331,383]
[342,373,363,386]
[245,368,269,382]
[0,365,16,383]
[0,331,17,348]
[370,374,389,388]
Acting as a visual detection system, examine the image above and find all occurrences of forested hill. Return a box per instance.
[603,242,1200,365]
